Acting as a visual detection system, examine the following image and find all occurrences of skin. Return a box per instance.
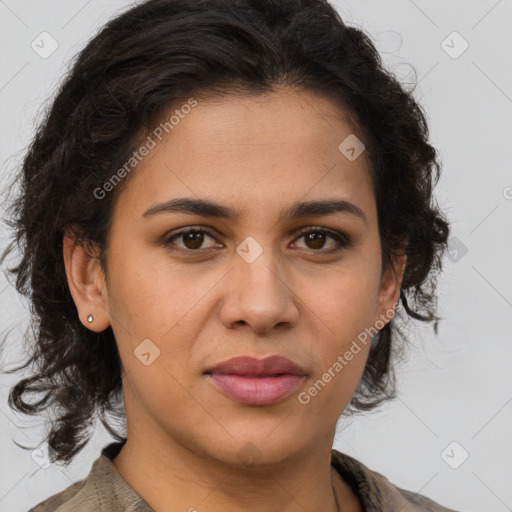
[63,88,406,512]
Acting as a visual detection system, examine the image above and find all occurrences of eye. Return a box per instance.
[162,226,351,254]
[292,227,351,253]
[163,228,220,251]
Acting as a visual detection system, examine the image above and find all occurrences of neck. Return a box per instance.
[111,427,360,512]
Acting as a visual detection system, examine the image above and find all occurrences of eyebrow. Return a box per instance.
[142,197,368,225]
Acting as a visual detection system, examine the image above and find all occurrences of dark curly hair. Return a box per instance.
[1,0,450,465]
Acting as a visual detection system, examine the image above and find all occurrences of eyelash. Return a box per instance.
[162,226,351,255]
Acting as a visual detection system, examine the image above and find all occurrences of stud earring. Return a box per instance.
[87,314,94,323]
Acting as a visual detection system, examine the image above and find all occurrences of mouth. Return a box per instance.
[205,355,306,406]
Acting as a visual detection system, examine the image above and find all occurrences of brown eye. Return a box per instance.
[164,229,218,251]
[293,227,351,253]
[303,231,327,250]
[181,231,206,250]
[162,226,351,255]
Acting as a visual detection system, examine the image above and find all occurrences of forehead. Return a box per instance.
[114,89,375,224]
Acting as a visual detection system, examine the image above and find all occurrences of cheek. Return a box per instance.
[105,244,197,337]
[299,269,379,393]
[304,265,381,339]
[104,247,216,397]
[298,278,376,415]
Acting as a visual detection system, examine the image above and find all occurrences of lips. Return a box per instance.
[205,355,306,406]
[206,355,306,377]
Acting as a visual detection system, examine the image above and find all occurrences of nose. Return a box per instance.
[219,246,300,334]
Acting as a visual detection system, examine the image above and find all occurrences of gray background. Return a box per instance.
[0,1,511,511]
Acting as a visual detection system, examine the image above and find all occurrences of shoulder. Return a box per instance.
[331,449,460,512]
[27,441,150,512]
[27,473,96,512]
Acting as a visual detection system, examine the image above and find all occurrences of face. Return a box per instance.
[70,88,404,467]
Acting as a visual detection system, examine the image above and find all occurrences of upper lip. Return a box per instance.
[206,355,306,376]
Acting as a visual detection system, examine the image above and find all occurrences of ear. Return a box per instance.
[374,243,407,327]
[62,229,110,332]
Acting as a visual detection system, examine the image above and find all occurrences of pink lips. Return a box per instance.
[206,355,306,406]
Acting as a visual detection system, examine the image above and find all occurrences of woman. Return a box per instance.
[1,0,455,510]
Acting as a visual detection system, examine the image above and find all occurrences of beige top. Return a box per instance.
[28,441,458,511]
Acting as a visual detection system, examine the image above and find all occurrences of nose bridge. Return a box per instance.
[240,244,280,293]
[236,235,285,303]
[220,235,298,332]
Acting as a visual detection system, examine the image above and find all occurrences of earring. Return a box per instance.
[87,314,94,323]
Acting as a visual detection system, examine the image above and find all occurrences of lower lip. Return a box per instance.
[208,373,305,405]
